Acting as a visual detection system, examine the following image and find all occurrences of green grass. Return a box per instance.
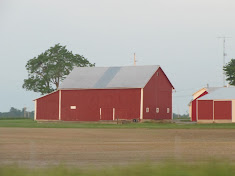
[0,117,32,120]
[0,161,235,176]
[0,118,235,129]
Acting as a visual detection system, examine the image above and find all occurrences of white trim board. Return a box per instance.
[232,100,235,122]
[140,88,143,120]
[34,100,37,121]
[59,90,61,120]
[113,108,115,120]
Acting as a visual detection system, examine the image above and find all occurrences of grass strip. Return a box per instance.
[0,161,235,176]
[0,118,235,129]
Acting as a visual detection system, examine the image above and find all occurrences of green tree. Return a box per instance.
[224,59,235,86]
[23,44,95,95]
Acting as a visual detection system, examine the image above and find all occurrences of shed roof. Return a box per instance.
[59,65,170,89]
[188,87,221,105]
[206,87,221,94]
[192,87,220,96]
[198,87,235,100]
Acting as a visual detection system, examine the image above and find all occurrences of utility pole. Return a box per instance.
[217,36,231,86]
[134,53,136,66]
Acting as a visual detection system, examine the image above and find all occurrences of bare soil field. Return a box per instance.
[0,128,235,167]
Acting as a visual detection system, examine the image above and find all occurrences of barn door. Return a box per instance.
[214,101,232,120]
[101,108,113,120]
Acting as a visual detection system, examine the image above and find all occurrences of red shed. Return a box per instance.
[34,65,174,121]
[189,87,219,121]
[197,87,235,123]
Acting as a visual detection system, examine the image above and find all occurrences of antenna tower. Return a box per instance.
[217,36,231,86]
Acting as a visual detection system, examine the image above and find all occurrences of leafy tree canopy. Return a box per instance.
[23,44,95,95]
[224,59,235,86]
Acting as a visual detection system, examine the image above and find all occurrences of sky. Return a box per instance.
[0,0,235,114]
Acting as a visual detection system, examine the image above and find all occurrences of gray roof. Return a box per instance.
[59,65,160,89]
[198,87,235,100]
[206,87,220,93]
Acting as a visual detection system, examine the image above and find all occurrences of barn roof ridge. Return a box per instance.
[58,65,164,89]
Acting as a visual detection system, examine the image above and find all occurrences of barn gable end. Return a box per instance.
[143,67,173,120]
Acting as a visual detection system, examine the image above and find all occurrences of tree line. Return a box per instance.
[173,113,189,119]
[0,107,34,118]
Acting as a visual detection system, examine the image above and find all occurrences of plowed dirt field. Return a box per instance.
[0,128,235,167]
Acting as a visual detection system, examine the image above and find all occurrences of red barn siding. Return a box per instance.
[191,91,208,121]
[197,100,213,120]
[61,89,141,121]
[143,68,173,120]
[214,101,232,120]
[36,91,59,120]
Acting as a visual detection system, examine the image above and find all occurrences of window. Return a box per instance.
[156,72,159,76]
[167,108,170,113]
[70,106,76,110]
[146,107,149,113]
[156,108,159,113]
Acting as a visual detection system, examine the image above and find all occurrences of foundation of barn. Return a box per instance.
[197,120,233,123]
[36,119,174,124]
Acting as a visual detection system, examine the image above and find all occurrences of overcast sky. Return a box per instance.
[1,0,235,114]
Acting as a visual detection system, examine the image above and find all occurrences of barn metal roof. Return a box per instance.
[59,65,161,89]
[206,87,221,93]
[198,87,235,100]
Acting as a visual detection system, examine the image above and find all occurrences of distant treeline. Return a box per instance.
[173,113,189,119]
[0,107,34,118]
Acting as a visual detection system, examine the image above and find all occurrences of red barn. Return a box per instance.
[197,87,235,123]
[34,65,174,121]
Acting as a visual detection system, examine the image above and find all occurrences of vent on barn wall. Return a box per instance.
[146,107,149,113]
[70,106,76,110]
[156,108,159,113]
[167,108,170,113]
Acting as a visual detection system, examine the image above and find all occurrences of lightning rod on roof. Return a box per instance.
[134,53,136,66]
[217,36,232,87]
